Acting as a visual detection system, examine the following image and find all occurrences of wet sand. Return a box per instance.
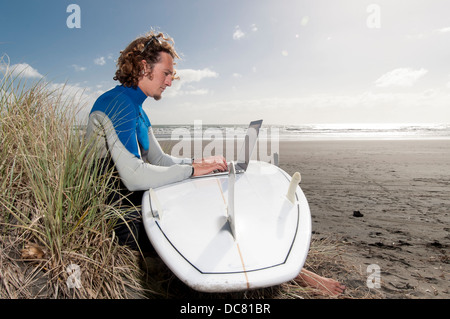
[278,139,449,298]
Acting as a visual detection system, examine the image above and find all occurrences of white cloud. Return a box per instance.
[233,24,257,40]
[177,68,218,82]
[232,73,242,78]
[374,68,428,87]
[281,50,289,56]
[188,89,210,96]
[233,25,245,40]
[71,64,86,72]
[165,68,219,97]
[435,27,450,33]
[0,62,43,78]
[301,16,309,26]
[405,33,426,40]
[94,57,106,66]
[407,27,450,40]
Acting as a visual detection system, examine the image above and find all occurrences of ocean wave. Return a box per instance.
[151,123,450,141]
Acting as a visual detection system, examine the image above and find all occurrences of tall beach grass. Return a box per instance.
[0,61,148,298]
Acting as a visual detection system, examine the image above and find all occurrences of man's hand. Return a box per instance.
[192,155,228,176]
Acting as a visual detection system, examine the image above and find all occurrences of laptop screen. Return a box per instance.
[236,119,263,169]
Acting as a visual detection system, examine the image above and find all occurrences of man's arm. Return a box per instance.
[88,111,192,191]
[145,127,192,166]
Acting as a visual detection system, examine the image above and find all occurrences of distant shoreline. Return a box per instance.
[74,122,450,142]
[152,122,450,141]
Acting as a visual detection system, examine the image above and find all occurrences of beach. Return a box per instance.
[159,136,449,298]
[277,139,449,298]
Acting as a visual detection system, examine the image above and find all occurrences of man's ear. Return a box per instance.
[141,60,153,80]
[141,60,148,74]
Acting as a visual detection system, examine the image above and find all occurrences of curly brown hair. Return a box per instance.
[113,31,180,88]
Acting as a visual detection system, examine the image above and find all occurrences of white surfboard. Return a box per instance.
[141,161,311,293]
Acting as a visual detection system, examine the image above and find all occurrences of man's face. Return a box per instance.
[138,52,174,101]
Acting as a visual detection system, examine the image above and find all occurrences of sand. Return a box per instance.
[160,138,449,298]
[277,139,449,299]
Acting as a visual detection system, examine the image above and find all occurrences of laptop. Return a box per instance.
[191,119,263,178]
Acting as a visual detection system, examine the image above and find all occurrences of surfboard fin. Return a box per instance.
[227,162,237,240]
[149,188,163,219]
[273,152,279,166]
[286,172,301,204]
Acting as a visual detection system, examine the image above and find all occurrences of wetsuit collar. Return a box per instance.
[122,85,148,106]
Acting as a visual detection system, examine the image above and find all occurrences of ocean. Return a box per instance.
[152,123,450,141]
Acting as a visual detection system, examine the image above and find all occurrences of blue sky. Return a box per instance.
[2,0,450,125]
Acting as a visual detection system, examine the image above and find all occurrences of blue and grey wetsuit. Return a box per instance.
[85,85,193,191]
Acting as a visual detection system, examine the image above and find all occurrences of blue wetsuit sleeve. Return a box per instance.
[91,93,141,158]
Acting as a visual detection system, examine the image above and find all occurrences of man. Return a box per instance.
[86,30,345,297]
[85,31,227,250]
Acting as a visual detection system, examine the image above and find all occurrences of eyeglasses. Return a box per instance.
[141,35,162,53]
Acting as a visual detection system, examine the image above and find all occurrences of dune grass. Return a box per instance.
[0,63,148,298]
[0,63,375,299]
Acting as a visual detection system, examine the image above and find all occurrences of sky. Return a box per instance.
[1,0,450,125]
